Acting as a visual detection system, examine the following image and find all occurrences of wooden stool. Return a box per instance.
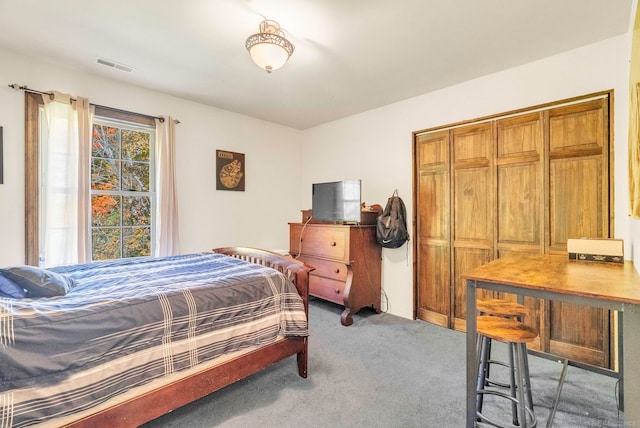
[477,298,528,320]
[476,299,530,424]
[476,315,538,428]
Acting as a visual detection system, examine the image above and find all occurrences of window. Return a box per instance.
[90,118,155,260]
[25,93,158,265]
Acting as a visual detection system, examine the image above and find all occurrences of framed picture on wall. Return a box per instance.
[216,150,245,191]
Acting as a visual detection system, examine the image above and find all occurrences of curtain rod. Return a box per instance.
[8,83,180,124]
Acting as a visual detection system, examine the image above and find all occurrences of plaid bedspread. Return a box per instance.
[0,253,308,427]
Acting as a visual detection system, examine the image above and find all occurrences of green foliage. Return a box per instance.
[123,196,151,226]
[92,228,121,260]
[123,227,151,258]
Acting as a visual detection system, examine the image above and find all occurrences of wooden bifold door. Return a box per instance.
[414,91,613,368]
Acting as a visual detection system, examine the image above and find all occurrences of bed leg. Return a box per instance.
[297,340,308,378]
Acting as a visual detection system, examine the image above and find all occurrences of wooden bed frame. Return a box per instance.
[65,247,312,427]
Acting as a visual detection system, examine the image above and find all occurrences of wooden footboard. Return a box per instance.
[212,246,312,313]
[212,247,312,380]
[65,248,312,428]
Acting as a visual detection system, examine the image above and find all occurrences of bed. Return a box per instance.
[0,247,311,427]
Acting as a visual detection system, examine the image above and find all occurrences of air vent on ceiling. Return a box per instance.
[96,57,134,73]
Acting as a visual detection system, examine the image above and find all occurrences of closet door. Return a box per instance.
[546,99,611,367]
[451,123,495,331]
[413,92,613,367]
[415,130,451,327]
[495,113,544,350]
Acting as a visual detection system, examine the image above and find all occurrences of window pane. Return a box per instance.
[123,227,151,258]
[92,125,120,159]
[92,195,121,226]
[122,129,150,161]
[123,196,151,226]
[91,158,120,190]
[89,116,154,261]
[92,228,121,260]
[122,161,150,191]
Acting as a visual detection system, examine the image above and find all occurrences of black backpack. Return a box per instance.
[376,190,410,248]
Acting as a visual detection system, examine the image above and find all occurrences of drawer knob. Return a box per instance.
[330,241,337,247]
[334,289,341,294]
[334,268,340,274]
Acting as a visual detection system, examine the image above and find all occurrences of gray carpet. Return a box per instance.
[143,299,623,427]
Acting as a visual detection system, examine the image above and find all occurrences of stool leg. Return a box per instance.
[515,313,534,422]
[508,344,519,426]
[484,337,493,387]
[521,345,534,414]
[515,343,530,428]
[476,335,490,417]
[483,337,494,411]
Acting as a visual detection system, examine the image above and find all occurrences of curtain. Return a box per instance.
[40,92,92,267]
[154,116,180,256]
[76,98,93,262]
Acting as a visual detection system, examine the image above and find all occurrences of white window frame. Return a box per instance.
[90,115,156,260]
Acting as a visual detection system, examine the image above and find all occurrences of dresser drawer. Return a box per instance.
[289,221,381,326]
[290,225,350,260]
[297,256,348,281]
[309,275,345,305]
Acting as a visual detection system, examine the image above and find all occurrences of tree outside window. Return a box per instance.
[90,120,154,260]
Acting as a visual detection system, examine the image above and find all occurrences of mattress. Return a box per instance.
[0,253,308,426]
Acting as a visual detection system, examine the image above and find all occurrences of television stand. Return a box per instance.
[289,220,382,326]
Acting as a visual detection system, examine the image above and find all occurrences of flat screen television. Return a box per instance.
[312,179,362,223]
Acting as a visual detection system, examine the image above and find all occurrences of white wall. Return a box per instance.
[0,47,303,266]
[301,35,632,320]
[0,35,633,321]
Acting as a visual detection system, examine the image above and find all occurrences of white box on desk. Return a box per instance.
[567,238,624,264]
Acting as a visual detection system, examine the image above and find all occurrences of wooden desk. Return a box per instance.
[463,253,640,427]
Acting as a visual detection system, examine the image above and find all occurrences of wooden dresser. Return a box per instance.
[289,222,381,325]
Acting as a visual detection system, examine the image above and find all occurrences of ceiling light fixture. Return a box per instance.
[245,19,294,73]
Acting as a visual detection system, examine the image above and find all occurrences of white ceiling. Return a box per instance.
[0,0,633,129]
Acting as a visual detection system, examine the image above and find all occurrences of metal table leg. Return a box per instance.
[546,358,569,428]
